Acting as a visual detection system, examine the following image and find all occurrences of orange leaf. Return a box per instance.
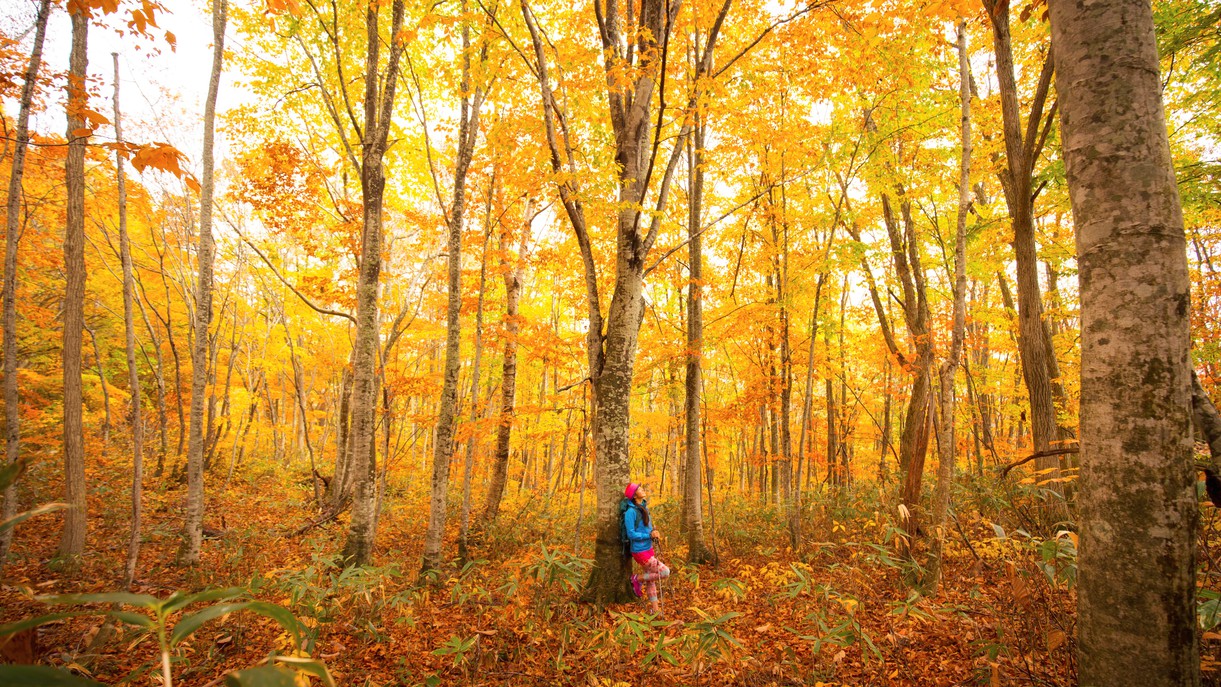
[266,0,301,16]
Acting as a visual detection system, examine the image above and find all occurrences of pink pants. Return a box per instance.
[634,554,670,601]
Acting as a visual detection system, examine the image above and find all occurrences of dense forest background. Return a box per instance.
[0,0,1219,684]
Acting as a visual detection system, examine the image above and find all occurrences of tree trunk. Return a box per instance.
[795,274,825,541]
[520,0,729,603]
[480,216,528,524]
[684,120,713,565]
[459,182,495,560]
[179,0,226,566]
[113,53,145,589]
[285,327,318,506]
[341,0,407,565]
[825,369,837,484]
[984,0,1065,482]
[422,9,486,574]
[133,280,168,478]
[924,20,971,596]
[58,7,89,564]
[329,365,353,506]
[880,358,892,482]
[86,323,111,446]
[1,0,51,566]
[1050,0,1199,682]
[850,192,933,538]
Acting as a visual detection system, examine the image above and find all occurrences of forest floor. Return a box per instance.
[2,458,1220,686]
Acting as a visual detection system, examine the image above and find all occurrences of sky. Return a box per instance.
[5,0,251,178]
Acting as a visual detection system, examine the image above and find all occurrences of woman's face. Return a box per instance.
[635,485,648,501]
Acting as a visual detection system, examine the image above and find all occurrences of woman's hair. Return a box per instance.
[635,499,651,527]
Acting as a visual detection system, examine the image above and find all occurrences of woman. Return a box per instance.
[623,482,670,615]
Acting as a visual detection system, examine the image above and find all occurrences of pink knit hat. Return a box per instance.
[624,482,641,499]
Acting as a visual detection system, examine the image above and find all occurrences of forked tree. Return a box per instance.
[341,0,408,565]
[519,0,735,602]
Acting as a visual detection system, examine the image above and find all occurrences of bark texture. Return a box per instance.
[58,8,89,563]
[342,0,406,565]
[1049,0,1199,682]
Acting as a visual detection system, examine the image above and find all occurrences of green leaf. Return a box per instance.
[108,610,154,629]
[242,602,304,648]
[273,656,336,687]
[40,592,160,609]
[224,665,298,687]
[162,587,245,615]
[0,612,94,637]
[0,666,106,686]
[0,503,71,536]
[170,603,250,645]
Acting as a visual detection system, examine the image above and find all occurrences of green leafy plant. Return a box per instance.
[274,552,408,642]
[642,631,682,666]
[0,588,328,687]
[711,577,746,601]
[524,545,590,604]
[432,634,479,667]
[888,591,937,623]
[588,610,670,657]
[1199,588,1221,633]
[682,608,741,664]
[789,585,882,664]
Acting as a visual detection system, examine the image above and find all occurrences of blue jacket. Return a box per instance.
[623,501,654,554]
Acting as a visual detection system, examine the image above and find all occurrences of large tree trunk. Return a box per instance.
[1,0,51,567]
[113,53,145,589]
[1049,0,1198,683]
[179,0,227,565]
[683,121,713,565]
[341,0,406,565]
[584,262,647,603]
[58,8,89,564]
